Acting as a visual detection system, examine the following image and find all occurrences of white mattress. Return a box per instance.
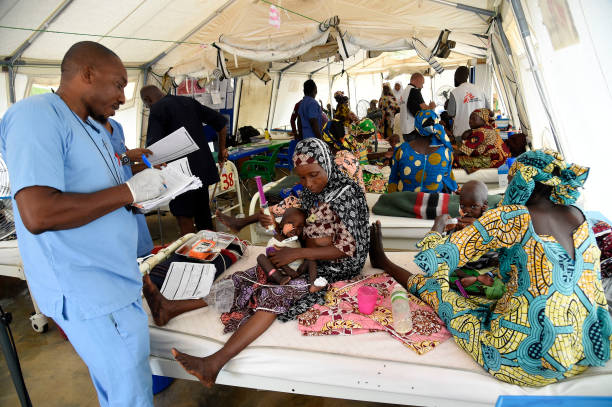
[453,168,499,184]
[146,247,612,407]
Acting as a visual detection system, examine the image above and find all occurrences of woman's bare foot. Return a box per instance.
[142,274,207,326]
[369,221,388,270]
[215,210,242,233]
[172,348,222,388]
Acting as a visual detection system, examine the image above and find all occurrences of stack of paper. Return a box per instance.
[133,157,202,213]
[160,262,217,300]
[147,126,199,165]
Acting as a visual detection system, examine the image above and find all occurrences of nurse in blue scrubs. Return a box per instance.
[0,41,167,406]
[100,117,154,257]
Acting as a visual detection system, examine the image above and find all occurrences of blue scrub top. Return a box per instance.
[0,93,141,320]
[105,119,154,258]
[298,96,322,139]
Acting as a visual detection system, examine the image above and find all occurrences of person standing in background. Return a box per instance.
[378,83,399,139]
[140,85,228,235]
[289,100,302,140]
[297,79,322,139]
[447,66,487,141]
[399,73,435,142]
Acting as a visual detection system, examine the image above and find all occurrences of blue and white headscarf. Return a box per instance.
[414,109,453,150]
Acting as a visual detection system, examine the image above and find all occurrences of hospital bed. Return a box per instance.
[248,168,505,249]
[0,240,48,333]
[144,244,612,407]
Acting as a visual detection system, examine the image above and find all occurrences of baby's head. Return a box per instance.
[459,180,488,218]
[278,208,306,239]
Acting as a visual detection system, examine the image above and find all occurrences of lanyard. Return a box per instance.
[68,109,123,186]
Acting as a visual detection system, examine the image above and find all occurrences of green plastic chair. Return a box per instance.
[239,144,283,184]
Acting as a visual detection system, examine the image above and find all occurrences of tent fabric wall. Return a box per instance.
[156,0,492,77]
[514,0,612,213]
[236,74,274,132]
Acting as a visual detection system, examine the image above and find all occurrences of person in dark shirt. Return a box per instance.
[297,80,323,139]
[290,100,302,140]
[403,73,436,142]
[140,85,228,235]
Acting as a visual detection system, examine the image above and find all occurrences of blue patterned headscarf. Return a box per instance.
[414,109,453,150]
[502,148,589,206]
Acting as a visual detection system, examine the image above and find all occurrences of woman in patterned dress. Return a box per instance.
[172,138,370,387]
[454,108,511,173]
[387,109,458,193]
[370,149,611,386]
[378,83,400,139]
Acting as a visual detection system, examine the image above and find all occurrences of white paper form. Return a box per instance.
[147,127,200,165]
[166,157,193,176]
[160,262,217,300]
[133,163,202,212]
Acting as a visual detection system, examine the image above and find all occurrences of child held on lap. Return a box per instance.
[429,180,504,299]
[257,208,321,292]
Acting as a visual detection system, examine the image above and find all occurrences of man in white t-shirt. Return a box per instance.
[398,73,436,141]
[447,66,487,141]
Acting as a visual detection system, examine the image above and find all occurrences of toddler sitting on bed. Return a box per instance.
[257,208,321,292]
[431,180,505,299]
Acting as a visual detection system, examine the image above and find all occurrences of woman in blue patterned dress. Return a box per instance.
[387,110,457,193]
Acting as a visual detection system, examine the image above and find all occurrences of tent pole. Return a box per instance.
[265,76,275,130]
[8,0,74,65]
[509,0,562,154]
[142,0,237,71]
[7,65,16,104]
[268,72,282,131]
[427,0,495,18]
[234,78,244,136]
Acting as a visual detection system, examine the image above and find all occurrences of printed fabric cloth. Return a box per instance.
[593,221,612,279]
[220,265,309,333]
[387,141,457,193]
[297,273,451,355]
[378,94,400,131]
[409,204,612,387]
[456,108,510,173]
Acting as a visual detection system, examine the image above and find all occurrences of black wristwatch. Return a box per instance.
[119,153,130,165]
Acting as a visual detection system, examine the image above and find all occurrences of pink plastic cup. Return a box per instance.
[357,286,381,315]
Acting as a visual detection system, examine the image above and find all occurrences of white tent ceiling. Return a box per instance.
[1,0,497,77]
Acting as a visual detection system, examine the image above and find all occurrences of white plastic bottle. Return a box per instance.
[498,158,509,189]
[391,284,413,334]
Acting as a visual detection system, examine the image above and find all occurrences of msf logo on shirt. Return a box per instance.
[463,92,481,104]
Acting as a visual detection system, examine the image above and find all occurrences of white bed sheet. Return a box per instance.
[146,248,612,406]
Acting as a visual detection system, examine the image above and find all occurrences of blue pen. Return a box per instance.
[142,153,167,188]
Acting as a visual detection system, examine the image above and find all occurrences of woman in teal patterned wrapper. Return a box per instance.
[370,148,611,386]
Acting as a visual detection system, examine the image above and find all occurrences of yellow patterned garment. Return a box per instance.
[409,205,612,387]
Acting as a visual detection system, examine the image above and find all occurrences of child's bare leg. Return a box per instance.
[215,210,258,233]
[173,310,277,387]
[307,260,323,293]
[257,254,290,285]
[142,274,207,326]
[369,221,413,289]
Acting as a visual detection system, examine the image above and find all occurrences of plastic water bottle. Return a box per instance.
[391,284,413,334]
[498,158,510,189]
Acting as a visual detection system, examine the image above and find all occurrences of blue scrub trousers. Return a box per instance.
[55,298,153,407]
